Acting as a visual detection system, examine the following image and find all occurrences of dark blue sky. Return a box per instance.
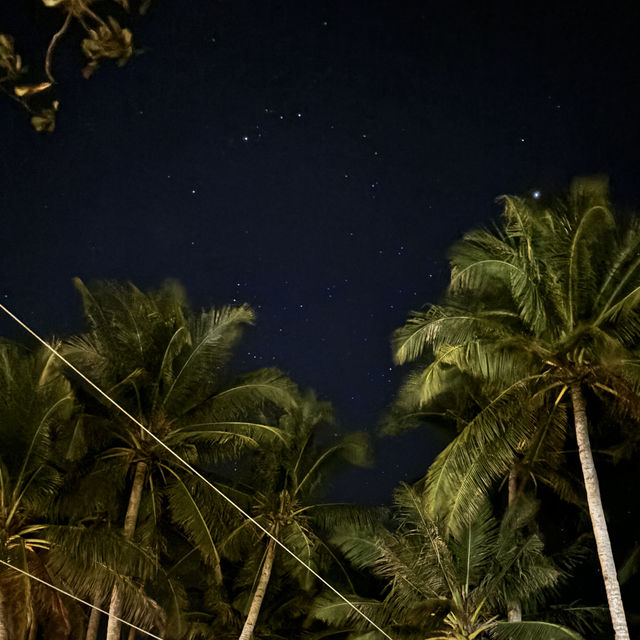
[1,0,639,503]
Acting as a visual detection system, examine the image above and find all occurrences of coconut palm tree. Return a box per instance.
[383,363,582,513]
[391,178,639,638]
[61,279,297,640]
[0,341,77,640]
[383,363,585,622]
[195,390,372,640]
[314,484,596,640]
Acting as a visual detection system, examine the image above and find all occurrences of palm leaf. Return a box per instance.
[309,593,387,629]
[491,620,584,640]
[164,470,223,583]
[163,304,255,414]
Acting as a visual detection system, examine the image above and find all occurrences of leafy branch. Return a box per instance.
[0,0,150,132]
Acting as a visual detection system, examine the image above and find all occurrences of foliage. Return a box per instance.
[1,0,151,131]
[0,182,638,640]
[390,179,640,527]
[206,390,375,638]
[315,485,587,640]
[390,178,640,638]
[58,278,298,636]
[0,342,76,639]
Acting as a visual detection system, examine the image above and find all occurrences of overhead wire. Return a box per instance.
[0,302,393,640]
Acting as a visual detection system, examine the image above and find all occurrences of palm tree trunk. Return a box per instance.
[105,460,148,640]
[238,537,277,640]
[85,605,100,640]
[570,384,629,640]
[506,465,522,623]
[0,586,9,640]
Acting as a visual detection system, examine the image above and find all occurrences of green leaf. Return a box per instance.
[491,620,584,640]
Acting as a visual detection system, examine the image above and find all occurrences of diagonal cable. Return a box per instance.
[0,303,393,640]
[0,558,164,640]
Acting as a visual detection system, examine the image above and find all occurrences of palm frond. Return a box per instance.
[163,304,255,414]
[201,367,298,419]
[309,592,387,630]
[491,620,584,640]
[392,306,512,365]
[164,471,223,582]
[329,528,383,570]
[450,501,497,591]
[542,604,608,636]
[424,380,538,533]
[309,504,385,537]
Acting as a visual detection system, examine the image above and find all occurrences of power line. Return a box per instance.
[0,559,164,640]
[0,302,393,640]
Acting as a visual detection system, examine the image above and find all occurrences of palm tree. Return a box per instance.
[384,363,585,625]
[0,341,76,640]
[392,178,639,638]
[384,364,581,514]
[314,484,591,640]
[46,467,169,640]
[200,390,373,640]
[62,279,297,640]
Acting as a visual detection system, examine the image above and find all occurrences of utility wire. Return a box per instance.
[0,559,164,640]
[0,303,393,640]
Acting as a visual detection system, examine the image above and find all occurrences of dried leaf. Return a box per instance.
[14,82,52,97]
[30,101,59,133]
[81,19,133,70]
[0,33,23,78]
[81,61,98,79]
[13,82,51,98]
[0,33,15,54]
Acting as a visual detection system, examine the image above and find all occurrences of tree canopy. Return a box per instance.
[1,0,150,131]
[0,179,638,639]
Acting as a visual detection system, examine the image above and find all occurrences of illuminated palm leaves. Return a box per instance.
[60,279,298,637]
[315,486,576,640]
[391,179,640,535]
[206,391,373,637]
[0,343,75,639]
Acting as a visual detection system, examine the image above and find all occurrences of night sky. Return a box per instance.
[2,1,639,504]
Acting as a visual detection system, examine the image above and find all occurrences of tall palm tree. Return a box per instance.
[62,279,297,640]
[200,390,372,640]
[0,341,76,640]
[383,364,581,514]
[384,362,583,624]
[392,179,639,638]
